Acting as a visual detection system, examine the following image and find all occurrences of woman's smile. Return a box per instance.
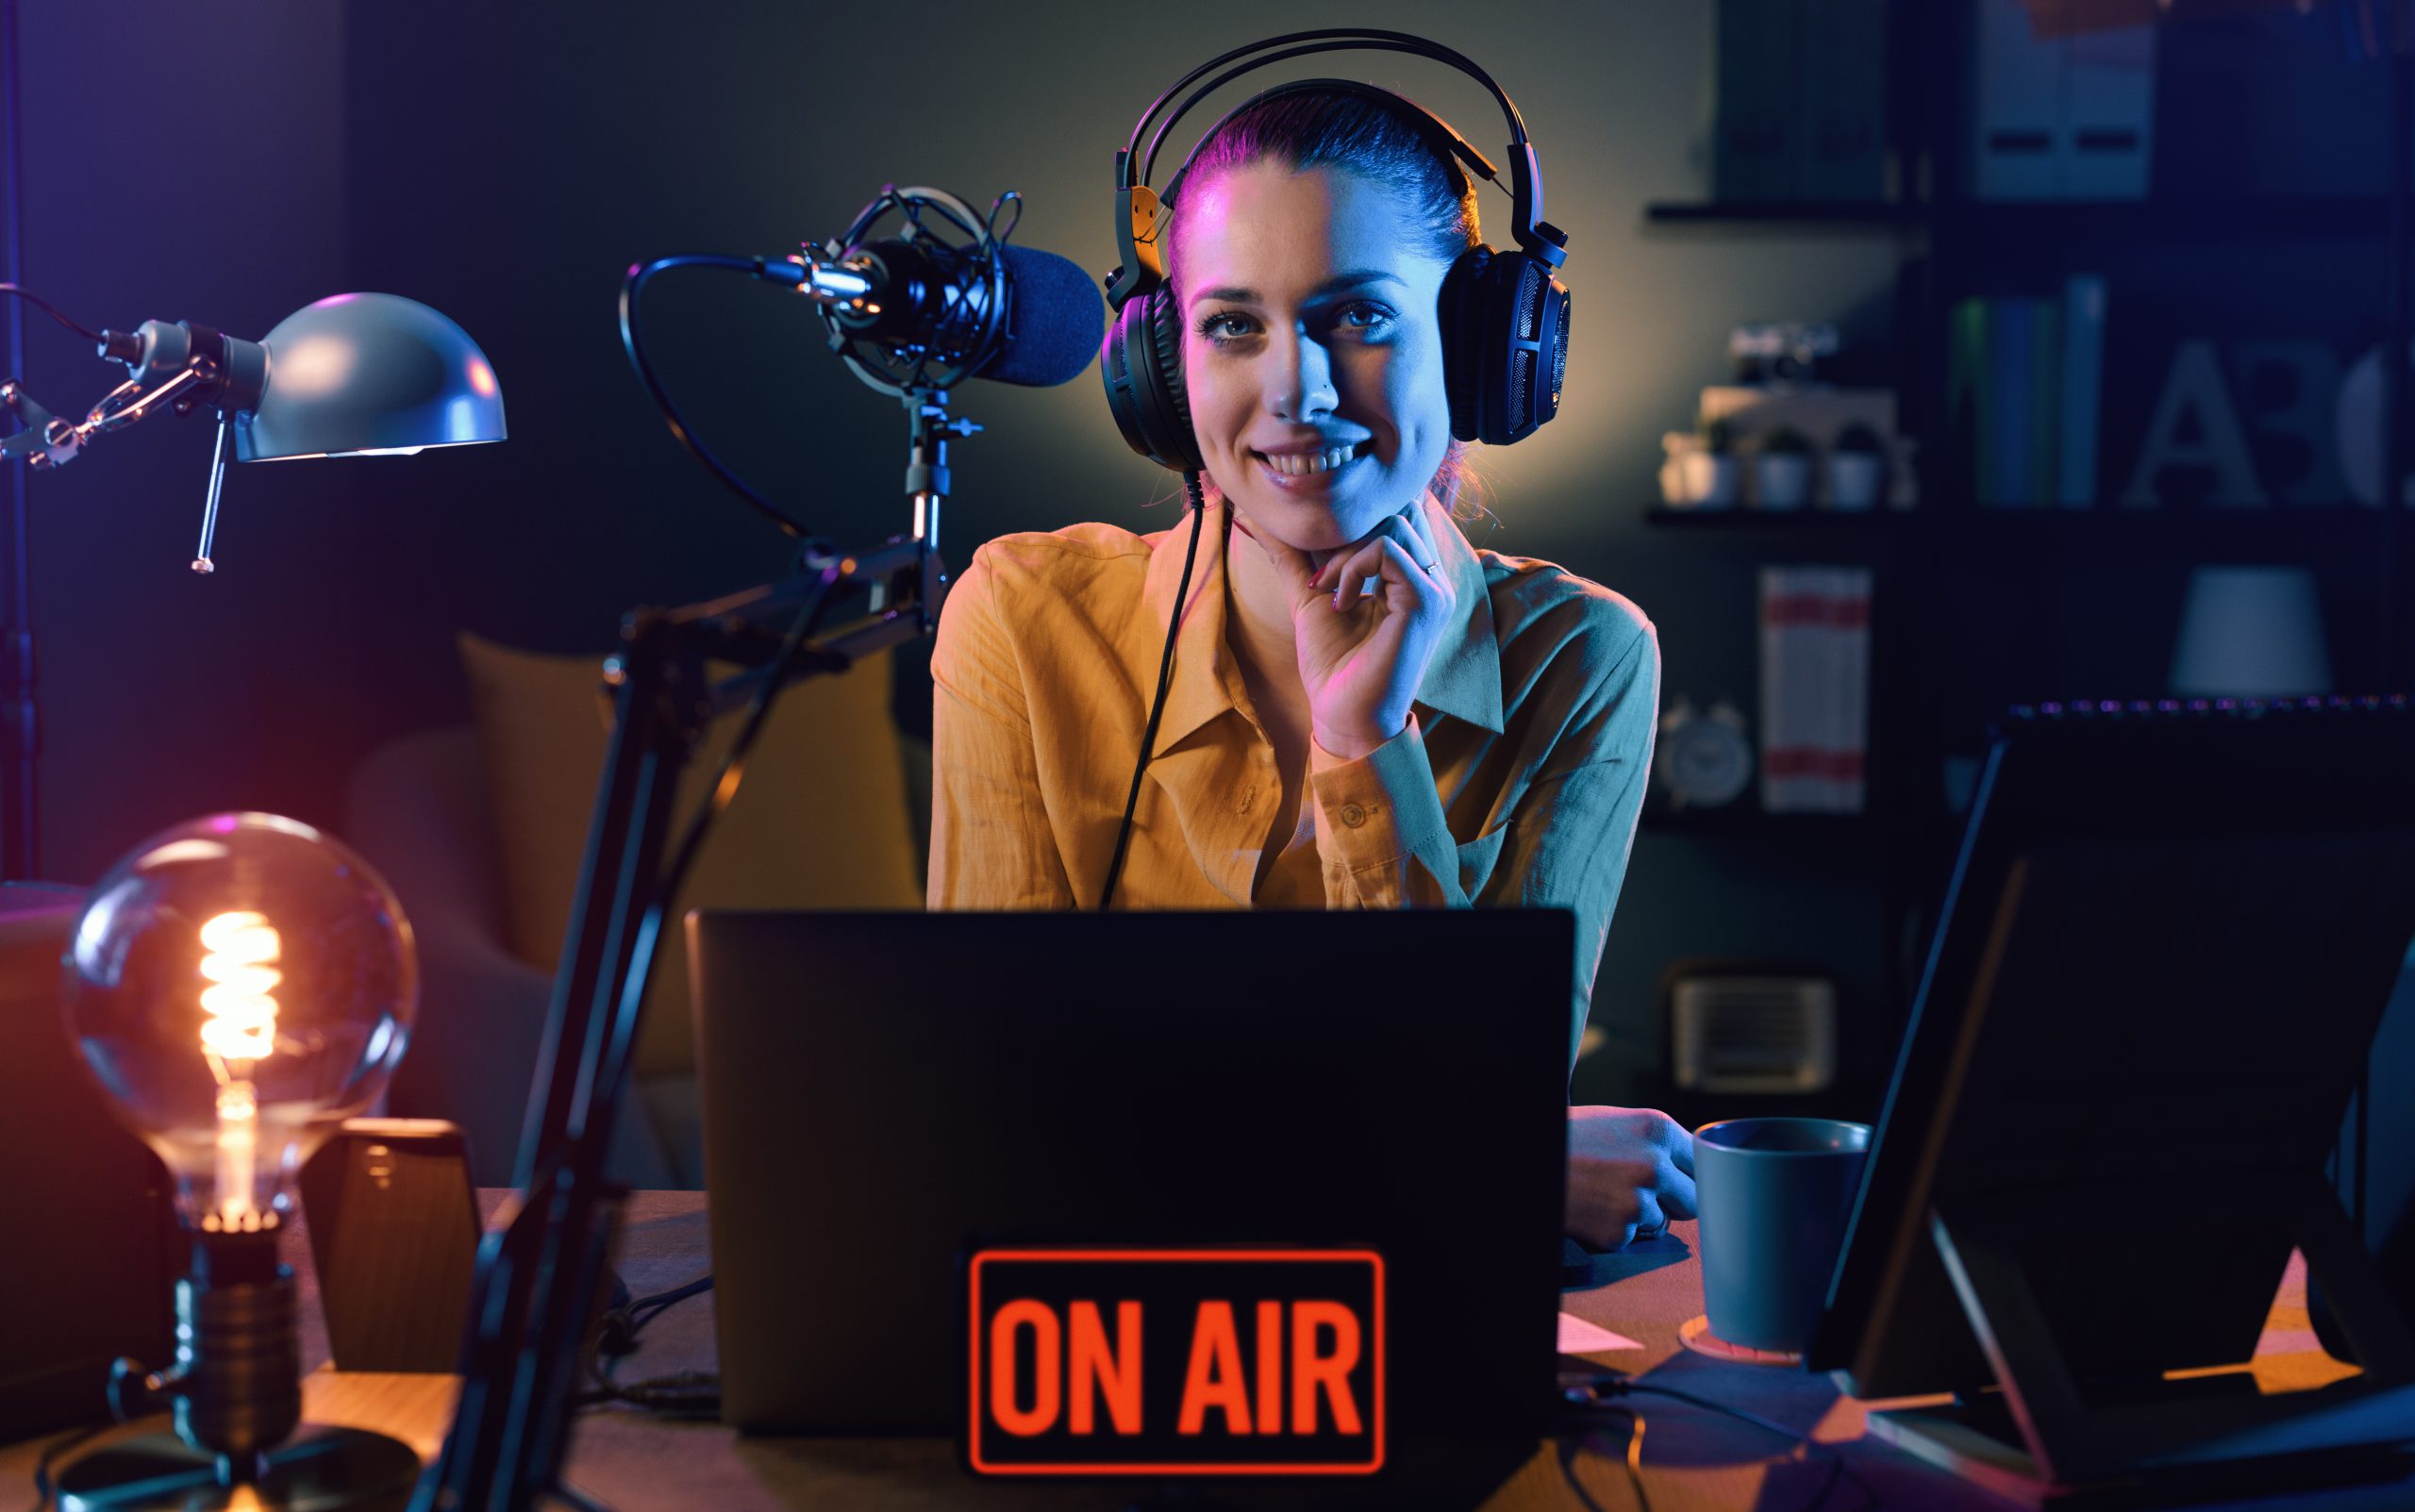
[1253,439,1375,488]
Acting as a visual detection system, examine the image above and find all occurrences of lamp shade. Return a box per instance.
[2169,564,2333,699]
[234,292,505,461]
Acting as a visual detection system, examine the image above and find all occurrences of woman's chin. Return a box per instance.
[1231,481,1394,555]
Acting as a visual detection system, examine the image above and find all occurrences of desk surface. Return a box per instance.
[7,1190,2406,1511]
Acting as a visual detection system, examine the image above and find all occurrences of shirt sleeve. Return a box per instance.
[1305,618,1660,1071]
[927,548,1076,910]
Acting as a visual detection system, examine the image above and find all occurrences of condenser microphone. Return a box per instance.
[782,238,1104,389]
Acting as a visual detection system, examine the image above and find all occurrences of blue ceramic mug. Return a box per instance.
[1692,1117,1873,1354]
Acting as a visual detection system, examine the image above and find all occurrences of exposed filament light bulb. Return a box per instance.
[197,909,281,1229]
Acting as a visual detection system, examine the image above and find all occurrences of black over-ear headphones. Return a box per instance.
[1099,28,1572,475]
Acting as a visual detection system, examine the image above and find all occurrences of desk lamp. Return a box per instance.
[53,812,424,1511]
[3,289,505,568]
[0,287,506,880]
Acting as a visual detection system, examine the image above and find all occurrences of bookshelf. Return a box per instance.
[1612,1,2415,1120]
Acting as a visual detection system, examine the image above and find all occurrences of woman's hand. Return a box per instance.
[1246,502,1457,760]
[1566,1105,1698,1252]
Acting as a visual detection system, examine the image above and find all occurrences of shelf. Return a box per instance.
[1643,505,2413,570]
[1646,507,1905,527]
[1643,199,1921,226]
[1642,194,2390,240]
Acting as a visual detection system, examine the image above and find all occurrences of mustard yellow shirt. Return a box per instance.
[927,494,1660,1071]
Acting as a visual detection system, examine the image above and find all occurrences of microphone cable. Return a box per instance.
[1098,471,1208,910]
[618,253,814,540]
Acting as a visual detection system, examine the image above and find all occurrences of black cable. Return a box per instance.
[617,254,810,540]
[1554,1405,1652,1512]
[0,282,101,344]
[26,1421,108,1512]
[1623,1383,1866,1512]
[1100,472,1208,910]
[594,1272,716,1358]
[1558,1371,1878,1512]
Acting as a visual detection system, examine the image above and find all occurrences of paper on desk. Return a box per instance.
[1557,1312,1644,1353]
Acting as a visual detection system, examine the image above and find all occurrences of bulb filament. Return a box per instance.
[199,910,281,1064]
[199,909,281,1224]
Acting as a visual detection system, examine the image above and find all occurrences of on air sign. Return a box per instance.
[966,1248,1385,1475]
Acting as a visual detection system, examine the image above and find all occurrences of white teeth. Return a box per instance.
[1263,445,1357,476]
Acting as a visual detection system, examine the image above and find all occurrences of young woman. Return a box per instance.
[928,85,1692,1250]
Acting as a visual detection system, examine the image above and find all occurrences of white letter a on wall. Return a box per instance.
[2120,339,2268,507]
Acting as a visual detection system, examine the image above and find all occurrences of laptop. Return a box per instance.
[690,908,1573,1487]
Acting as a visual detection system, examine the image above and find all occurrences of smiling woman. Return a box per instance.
[925,38,1690,1253]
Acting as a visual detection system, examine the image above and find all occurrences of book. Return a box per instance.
[1714,0,1803,199]
[2062,21,2156,199]
[1799,0,1889,200]
[2057,274,2107,507]
[1949,298,1990,505]
[2028,296,2061,508]
[1990,298,2034,507]
[1972,0,2063,199]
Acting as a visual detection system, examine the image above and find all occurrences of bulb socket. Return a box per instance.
[170,1228,301,1472]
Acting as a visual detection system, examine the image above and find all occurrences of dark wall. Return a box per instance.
[18,2,355,884]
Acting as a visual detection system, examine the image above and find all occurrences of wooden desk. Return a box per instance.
[7,1191,2406,1511]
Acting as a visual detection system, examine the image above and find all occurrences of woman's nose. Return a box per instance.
[1265,329,1338,423]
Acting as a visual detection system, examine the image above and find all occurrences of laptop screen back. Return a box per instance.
[690,908,1573,1450]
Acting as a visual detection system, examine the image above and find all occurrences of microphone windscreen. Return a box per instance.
[986,244,1107,388]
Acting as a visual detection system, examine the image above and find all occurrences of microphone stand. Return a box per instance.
[412,384,961,1512]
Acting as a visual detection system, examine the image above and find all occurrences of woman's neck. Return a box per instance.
[1223,507,1311,672]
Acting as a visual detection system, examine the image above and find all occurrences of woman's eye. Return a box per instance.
[1334,301,1396,334]
[1196,310,1257,342]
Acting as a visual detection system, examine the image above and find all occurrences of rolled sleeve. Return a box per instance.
[1307,715,1459,906]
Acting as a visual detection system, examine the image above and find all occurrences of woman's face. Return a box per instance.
[1174,161,1455,553]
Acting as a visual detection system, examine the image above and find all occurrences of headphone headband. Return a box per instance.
[1107,27,1566,310]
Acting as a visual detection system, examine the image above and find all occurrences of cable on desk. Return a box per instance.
[593,1272,715,1359]
[25,1421,108,1512]
[1557,1369,1879,1512]
[578,1270,724,1420]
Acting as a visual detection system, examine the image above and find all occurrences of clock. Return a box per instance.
[1656,697,1753,809]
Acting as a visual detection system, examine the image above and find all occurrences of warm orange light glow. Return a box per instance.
[200,910,281,1062]
[200,909,281,1223]
[466,357,498,398]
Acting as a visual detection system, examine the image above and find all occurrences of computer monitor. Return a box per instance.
[689,908,1574,1492]
[1807,699,2415,1499]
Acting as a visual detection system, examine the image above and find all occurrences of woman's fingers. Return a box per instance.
[1623,1188,1666,1251]
[1316,536,1445,610]
[1396,497,1440,569]
[1658,1160,1698,1221]
[1311,507,1435,590]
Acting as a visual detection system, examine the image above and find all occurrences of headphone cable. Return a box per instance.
[1099,472,1208,909]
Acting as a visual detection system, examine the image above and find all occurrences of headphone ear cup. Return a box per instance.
[1441,244,1571,447]
[1100,287,1204,474]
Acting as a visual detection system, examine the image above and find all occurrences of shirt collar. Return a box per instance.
[1138,493,1504,757]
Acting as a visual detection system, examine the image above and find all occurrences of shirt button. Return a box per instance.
[1339,802,1367,829]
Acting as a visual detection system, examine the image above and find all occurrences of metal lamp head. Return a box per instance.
[233,292,506,461]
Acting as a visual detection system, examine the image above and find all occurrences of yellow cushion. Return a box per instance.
[458,633,924,1078]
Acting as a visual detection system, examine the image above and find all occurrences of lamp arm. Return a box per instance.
[0,362,223,471]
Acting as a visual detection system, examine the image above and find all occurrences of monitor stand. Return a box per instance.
[1866,1180,2415,1507]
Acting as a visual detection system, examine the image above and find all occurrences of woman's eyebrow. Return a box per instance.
[1187,270,1407,308]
